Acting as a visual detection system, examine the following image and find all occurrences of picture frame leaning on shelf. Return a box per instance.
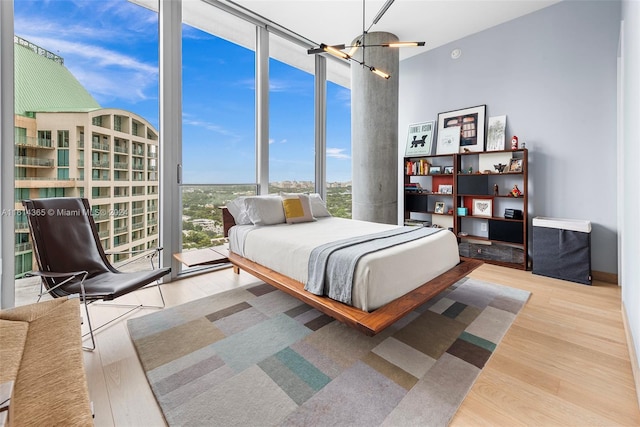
[405,121,435,156]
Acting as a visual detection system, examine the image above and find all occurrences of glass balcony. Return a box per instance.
[15,156,54,167]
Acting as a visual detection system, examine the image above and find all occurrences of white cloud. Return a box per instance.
[327,147,350,159]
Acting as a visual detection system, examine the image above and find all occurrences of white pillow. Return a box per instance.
[243,195,286,226]
[281,194,316,224]
[226,197,251,225]
[309,193,331,217]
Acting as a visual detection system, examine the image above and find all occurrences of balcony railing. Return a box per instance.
[78,159,84,167]
[132,222,144,230]
[78,139,84,148]
[15,242,32,253]
[147,218,158,226]
[92,193,110,199]
[114,145,128,154]
[98,230,109,238]
[15,135,53,149]
[92,142,110,151]
[147,205,158,212]
[132,164,144,170]
[92,160,110,168]
[114,162,129,170]
[131,207,144,215]
[15,156,54,167]
[113,226,128,235]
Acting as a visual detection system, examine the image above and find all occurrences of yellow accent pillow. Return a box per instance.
[281,194,315,224]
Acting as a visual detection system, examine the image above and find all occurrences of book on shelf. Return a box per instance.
[405,159,431,176]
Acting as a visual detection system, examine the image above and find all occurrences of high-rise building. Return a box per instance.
[13,36,160,278]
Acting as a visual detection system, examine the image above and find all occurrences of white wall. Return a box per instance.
[620,0,640,389]
[398,0,621,275]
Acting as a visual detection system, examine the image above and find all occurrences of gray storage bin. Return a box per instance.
[532,217,592,285]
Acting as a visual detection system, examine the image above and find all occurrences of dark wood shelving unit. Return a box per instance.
[404,149,528,270]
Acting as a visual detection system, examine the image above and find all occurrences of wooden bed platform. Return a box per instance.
[222,207,483,336]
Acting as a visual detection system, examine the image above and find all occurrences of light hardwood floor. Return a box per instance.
[16,263,640,426]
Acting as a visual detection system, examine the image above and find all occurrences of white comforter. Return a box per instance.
[229,217,460,311]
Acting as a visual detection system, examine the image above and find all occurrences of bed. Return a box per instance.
[222,194,482,335]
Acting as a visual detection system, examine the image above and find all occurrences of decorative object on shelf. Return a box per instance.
[429,165,442,175]
[457,207,468,216]
[306,0,425,80]
[405,121,435,156]
[437,105,486,153]
[468,166,473,174]
[511,135,519,150]
[494,163,507,173]
[494,184,499,196]
[520,141,526,149]
[472,198,493,217]
[504,209,523,219]
[438,184,453,194]
[435,126,461,155]
[508,158,523,173]
[443,166,454,174]
[434,201,445,214]
[510,184,522,197]
[486,115,507,151]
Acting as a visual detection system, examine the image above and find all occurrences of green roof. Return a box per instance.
[14,41,101,116]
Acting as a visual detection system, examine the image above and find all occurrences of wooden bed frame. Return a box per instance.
[222,208,482,336]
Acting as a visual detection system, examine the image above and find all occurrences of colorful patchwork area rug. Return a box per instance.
[127,277,530,426]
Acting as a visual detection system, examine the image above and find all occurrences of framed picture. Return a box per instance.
[437,105,486,153]
[434,201,445,214]
[438,184,453,194]
[486,115,507,151]
[429,165,442,175]
[405,121,435,156]
[472,198,493,217]
[443,166,454,174]
[435,126,460,155]
[508,158,523,173]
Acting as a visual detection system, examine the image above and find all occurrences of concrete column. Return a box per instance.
[351,32,399,224]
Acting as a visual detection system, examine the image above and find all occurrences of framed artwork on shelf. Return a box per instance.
[472,198,493,217]
[435,126,461,155]
[443,166,454,174]
[429,166,442,175]
[438,184,453,194]
[404,121,435,156]
[486,115,507,151]
[437,105,486,153]
[434,202,445,214]
[508,158,523,172]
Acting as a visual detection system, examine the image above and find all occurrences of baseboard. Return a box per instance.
[592,270,618,284]
[622,301,640,409]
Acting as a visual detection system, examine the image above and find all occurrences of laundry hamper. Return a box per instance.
[532,217,592,285]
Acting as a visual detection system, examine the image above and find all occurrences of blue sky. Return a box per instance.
[15,0,352,183]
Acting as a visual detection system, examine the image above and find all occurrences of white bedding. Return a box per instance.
[228,217,460,311]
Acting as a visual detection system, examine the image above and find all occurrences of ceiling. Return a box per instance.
[234,0,561,60]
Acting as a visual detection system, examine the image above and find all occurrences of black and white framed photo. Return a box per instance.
[437,105,486,153]
[435,126,461,155]
[438,184,453,194]
[434,201,445,214]
[486,115,507,151]
[404,121,435,157]
[443,166,454,174]
[472,198,493,217]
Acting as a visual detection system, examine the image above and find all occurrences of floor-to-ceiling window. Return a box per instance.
[179,6,257,259]
[268,36,315,194]
[326,81,352,218]
[12,0,159,286]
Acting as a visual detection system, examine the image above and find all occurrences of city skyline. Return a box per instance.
[14,0,352,184]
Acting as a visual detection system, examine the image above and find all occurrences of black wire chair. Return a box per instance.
[22,197,171,351]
